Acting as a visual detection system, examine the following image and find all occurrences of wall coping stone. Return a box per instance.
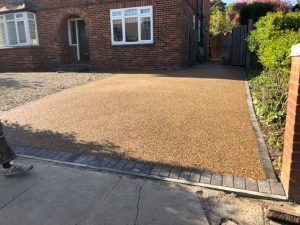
[291,43,300,57]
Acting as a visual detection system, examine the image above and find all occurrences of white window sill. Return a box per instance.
[111,41,154,46]
[0,45,41,49]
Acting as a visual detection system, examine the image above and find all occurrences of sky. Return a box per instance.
[223,0,297,5]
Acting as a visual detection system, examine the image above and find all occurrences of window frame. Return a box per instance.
[110,6,154,46]
[0,11,39,47]
[68,18,80,46]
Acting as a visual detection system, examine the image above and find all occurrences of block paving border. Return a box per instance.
[244,70,277,181]
[12,144,287,201]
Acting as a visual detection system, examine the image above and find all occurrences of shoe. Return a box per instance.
[3,162,34,176]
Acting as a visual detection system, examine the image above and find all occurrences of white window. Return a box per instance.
[68,19,78,46]
[110,6,153,45]
[0,12,39,47]
[193,15,196,31]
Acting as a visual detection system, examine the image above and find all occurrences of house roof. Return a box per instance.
[0,1,37,15]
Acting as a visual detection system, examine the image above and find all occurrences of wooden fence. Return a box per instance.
[224,20,253,67]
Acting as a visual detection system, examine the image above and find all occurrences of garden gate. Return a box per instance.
[226,20,253,67]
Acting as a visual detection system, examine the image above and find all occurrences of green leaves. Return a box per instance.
[210,3,235,36]
[247,11,300,72]
[249,69,288,153]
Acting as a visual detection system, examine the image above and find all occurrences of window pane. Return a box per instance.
[112,11,122,17]
[27,13,35,20]
[17,21,26,43]
[16,13,23,18]
[69,21,77,45]
[29,20,38,44]
[7,21,18,45]
[125,9,138,16]
[140,8,151,14]
[5,14,14,20]
[141,17,151,41]
[113,19,123,42]
[125,17,138,42]
[0,23,6,45]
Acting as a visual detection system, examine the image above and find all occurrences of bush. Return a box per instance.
[240,2,276,25]
[229,0,291,25]
[249,70,289,127]
[247,11,300,174]
[247,11,300,72]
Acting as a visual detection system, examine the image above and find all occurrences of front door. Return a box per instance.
[68,19,89,62]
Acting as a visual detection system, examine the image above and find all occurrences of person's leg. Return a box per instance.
[0,122,33,176]
[0,123,17,167]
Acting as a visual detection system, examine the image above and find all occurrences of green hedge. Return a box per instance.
[247,11,300,73]
[246,12,300,162]
[239,2,276,25]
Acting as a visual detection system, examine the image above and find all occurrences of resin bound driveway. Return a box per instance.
[0,65,265,179]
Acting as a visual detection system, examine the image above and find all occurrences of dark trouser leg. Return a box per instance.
[0,123,16,165]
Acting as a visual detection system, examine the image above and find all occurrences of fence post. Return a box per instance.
[281,43,300,203]
[245,19,253,69]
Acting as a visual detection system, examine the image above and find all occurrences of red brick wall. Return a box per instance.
[0,46,43,72]
[0,0,200,71]
[281,53,300,202]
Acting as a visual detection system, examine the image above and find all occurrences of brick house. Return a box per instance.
[0,0,210,71]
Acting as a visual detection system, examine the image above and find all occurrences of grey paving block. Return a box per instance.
[139,164,154,174]
[258,180,271,194]
[223,175,234,188]
[64,153,81,163]
[52,152,68,161]
[179,170,191,181]
[122,161,136,172]
[88,157,106,167]
[39,150,52,158]
[132,163,145,173]
[34,149,49,158]
[169,168,181,179]
[96,157,112,167]
[211,173,223,186]
[189,171,201,183]
[269,181,285,196]
[83,155,102,164]
[13,146,26,154]
[43,151,61,160]
[26,147,41,156]
[105,158,121,168]
[245,178,259,192]
[233,176,246,190]
[18,146,35,155]
[105,158,120,168]
[59,152,76,162]
[150,165,162,176]
[73,155,90,164]
[159,166,172,177]
[113,159,128,170]
[200,172,212,184]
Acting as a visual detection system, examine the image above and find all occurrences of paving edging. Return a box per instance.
[12,145,287,201]
[243,70,278,181]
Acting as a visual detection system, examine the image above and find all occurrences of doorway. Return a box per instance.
[68,18,89,62]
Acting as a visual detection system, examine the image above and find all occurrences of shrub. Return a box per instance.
[229,0,291,25]
[246,11,300,174]
[247,11,300,72]
[240,2,276,25]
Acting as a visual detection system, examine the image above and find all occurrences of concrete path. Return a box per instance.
[0,159,209,225]
[1,65,265,179]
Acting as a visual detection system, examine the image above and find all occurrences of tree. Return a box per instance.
[210,1,235,36]
[211,0,226,11]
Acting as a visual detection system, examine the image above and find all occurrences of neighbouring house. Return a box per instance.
[0,0,210,71]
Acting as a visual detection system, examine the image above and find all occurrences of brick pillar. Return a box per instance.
[281,43,300,202]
